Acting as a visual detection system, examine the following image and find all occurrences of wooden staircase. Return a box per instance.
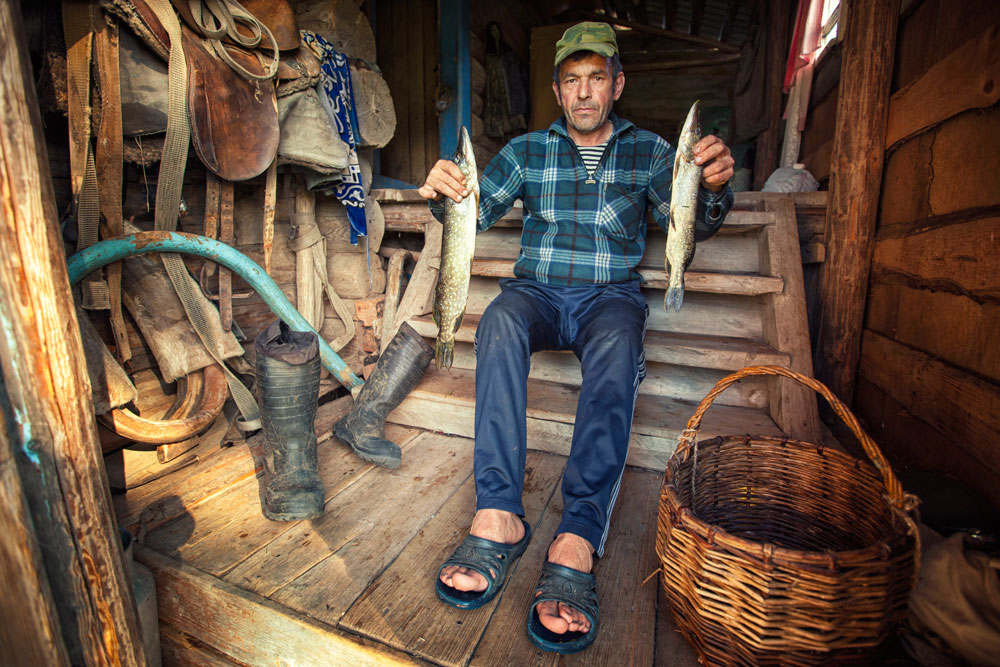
[374,189,821,471]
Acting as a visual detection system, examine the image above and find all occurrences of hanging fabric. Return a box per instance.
[302,30,367,244]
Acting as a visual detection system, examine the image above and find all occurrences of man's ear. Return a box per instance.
[552,80,561,107]
[613,71,625,101]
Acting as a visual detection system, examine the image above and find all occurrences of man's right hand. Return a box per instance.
[418,159,470,203]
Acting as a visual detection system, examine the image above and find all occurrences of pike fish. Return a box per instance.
[433,126,479,370]
[665,100,702,312]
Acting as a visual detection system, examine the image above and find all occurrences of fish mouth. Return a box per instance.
[453,126,471,163]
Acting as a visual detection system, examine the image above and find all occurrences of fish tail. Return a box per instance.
[665,263,686,312]
[664,286,685,312]
[435,337,454,371]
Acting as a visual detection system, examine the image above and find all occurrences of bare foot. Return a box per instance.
[439,509,525,592]
[535,533,594,634]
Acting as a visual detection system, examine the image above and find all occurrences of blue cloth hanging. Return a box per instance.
[302,31,367,244]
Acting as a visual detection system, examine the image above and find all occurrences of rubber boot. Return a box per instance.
[255,320,325,520]
[334,322,433,468]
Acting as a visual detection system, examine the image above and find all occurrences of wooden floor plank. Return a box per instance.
[339,451,565,667]
[654,588,701,667]
[143,423,421,576]
[114,396,354,534]
[226,432,474,601]
[136,545,432,667]
[563,469,659,666]
[469,484,566,667]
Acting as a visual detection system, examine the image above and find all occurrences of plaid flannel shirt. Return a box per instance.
[431,113,733,286]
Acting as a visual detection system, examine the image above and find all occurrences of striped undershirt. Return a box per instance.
[576,140,609,177]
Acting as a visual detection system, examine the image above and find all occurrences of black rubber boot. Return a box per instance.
[255,320,325,521]
[334,322,434,468]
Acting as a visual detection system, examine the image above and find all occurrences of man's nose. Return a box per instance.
[577,79,591,98]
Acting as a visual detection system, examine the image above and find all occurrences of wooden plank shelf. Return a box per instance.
[468,258,784,295]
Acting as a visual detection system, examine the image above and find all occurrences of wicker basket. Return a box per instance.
[656,366,920,666]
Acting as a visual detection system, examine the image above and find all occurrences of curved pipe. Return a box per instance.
[100,364,229,444]
[67,231,364,389]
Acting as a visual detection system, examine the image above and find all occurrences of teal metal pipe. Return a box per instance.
[66,231,364,389]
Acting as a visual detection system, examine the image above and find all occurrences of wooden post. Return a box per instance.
[753,0,793,190]
[0,2,147,664]
[813,0,900,402]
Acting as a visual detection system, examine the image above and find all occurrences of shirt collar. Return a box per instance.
[548,112,634,143]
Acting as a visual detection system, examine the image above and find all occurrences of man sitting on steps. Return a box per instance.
[418,21,734,654]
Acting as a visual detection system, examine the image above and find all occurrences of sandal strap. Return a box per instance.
[439,521,531,592]
[531,561,599,626]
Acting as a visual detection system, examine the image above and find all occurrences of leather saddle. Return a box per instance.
[105,0,301,181]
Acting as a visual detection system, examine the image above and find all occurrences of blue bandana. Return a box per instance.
[302,31,367,243]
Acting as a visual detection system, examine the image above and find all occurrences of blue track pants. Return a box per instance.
[473,277,648,556]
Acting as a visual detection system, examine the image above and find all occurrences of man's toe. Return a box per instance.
[537,600,570,634]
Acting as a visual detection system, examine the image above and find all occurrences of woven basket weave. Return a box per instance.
[657,366,920,666]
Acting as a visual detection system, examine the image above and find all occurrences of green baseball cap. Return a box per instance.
[554,21,618,67]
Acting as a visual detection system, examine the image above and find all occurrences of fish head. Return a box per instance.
[677,100,701,160]
[452,126,479,186]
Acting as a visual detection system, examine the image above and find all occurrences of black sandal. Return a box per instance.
[526,561,599,654]
[435,519,531,610]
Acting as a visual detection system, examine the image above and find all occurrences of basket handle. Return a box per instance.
[677,365,914,510]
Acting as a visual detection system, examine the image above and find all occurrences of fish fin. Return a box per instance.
[435,337,454,371]
[664,286,685,312]
[452,310,466,334]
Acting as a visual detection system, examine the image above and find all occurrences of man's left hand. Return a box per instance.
[694,135,734,192]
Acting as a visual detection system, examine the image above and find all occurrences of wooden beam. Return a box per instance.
[0,2,146,664]
[0,418,69,667]
[885,21,1000,149]
[813,0,900,403]
[753,0,793,190]
[136,546,426,667]
[859,330,1000,481]
[690,0,706,36]
[720,0,741,43]
[664,0,677,30]
[626,53,741,72]
[582,12,741,53]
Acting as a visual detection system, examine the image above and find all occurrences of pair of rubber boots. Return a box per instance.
[255,321,432,521]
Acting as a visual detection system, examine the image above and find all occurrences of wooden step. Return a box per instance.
[469,258,783,295]
[410,314,788,372]
[388,367,784,471]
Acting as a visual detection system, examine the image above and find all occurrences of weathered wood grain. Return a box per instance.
[0,3,145,662]
[339,452,564,666]
[159,623,240,667]
[759,197,821,442]
[813,0,900,403]
[865,281,1000,384]
[226,432,473,602]
[136,545,429,667]
[145,423,421,576]
[886,22,1000,148]
[858,330,1000,481]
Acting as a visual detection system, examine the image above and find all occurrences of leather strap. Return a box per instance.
[218,180,234,330]
[94,13,131,361]
[146,0,261,431]
[64,1,110,310]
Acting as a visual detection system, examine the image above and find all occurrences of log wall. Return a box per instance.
[375,0,437,186]
[806,0,1000,512]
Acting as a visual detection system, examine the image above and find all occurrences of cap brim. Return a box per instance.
[554,43,617,67]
